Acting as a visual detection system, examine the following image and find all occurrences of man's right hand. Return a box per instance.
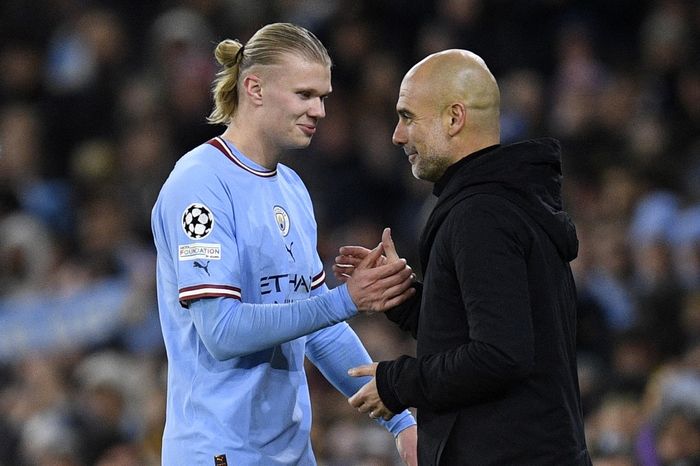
[342,228,415,312]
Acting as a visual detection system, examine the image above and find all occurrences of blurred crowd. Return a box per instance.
[0,0,699,465]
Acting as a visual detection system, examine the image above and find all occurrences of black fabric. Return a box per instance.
[377,138,591,465]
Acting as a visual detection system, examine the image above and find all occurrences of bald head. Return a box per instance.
[407,49,499,107]
[402,49,500,146]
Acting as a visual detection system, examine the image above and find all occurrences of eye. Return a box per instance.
[297,91,312,99]
[398,111,413,123]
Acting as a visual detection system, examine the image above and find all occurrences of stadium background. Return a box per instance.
[0,0,699,464]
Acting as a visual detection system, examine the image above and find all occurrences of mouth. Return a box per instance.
[407,152,417,164]
[298,124,316,136]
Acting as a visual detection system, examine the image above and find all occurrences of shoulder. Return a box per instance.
[155,143,231,213]
[164,142,229,190]
[445,193,528,241]
[277,163,312,199]
[277,163,304,185]
[449,193,516,222]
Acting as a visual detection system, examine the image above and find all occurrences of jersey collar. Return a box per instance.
[208,137,277,178]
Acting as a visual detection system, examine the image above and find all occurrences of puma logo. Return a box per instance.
[285,242,295,262]
[194,260,210,276]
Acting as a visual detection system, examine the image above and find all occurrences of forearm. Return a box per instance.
[306,323,416,435]
[188,285,357,360]
[376,340,533,413]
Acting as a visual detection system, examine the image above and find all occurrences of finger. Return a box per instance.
[338,246,372,258]
[380,277,415,302]
[348,393,362,408]
[382,227,400,262]
[348,364,375,377]
[357,243,384,269]
[382,285,417,309]
[367,261,413,288]
[370,405,393,420]
[332,269,349,283]
[333,263,354,279]
[337,250,388,270]
[335,255,362,268]
[348,395,373,413]
[362,257,407,280]
[360,273,416,312]
[357,402,372,414]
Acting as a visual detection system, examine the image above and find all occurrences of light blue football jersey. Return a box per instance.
[152,137,414,466]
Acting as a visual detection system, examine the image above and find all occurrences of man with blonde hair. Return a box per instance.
[152,23,417,465]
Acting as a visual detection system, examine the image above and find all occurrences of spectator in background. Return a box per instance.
[0,103,72,235]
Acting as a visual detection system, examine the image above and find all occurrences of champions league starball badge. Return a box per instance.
[182,203,214,239]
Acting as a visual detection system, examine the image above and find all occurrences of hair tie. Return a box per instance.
[234,44,245,64]
[223,43,245,69]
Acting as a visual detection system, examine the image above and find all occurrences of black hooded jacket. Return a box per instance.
[376,139,591,465]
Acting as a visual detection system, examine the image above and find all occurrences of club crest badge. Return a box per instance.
[182,203,214,239]
[273,205,290,237]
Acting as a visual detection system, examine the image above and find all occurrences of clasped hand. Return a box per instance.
[337,228,414,313]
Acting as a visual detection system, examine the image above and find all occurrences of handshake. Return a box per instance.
[333,227,416,314]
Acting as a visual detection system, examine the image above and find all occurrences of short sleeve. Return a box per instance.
[155,164,243,305]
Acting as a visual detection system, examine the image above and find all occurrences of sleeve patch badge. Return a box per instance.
[182,203,214,239]
[178,243,221,261]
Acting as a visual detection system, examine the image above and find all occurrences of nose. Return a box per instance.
[308,97,326,119]
[392,121,406,146]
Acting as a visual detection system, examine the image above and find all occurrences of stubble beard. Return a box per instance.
[411,127,450,182]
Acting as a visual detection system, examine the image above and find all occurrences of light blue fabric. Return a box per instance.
[152,138,413,465]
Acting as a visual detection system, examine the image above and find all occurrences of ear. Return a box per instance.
[241,74,263,106]
[446,102,466,136]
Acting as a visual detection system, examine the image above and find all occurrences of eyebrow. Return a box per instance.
[295,87,332,98]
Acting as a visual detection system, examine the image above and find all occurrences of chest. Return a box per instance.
[228,177,318,302]
[417,229,471,354]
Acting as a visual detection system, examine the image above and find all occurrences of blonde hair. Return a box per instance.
[207,23,331,125]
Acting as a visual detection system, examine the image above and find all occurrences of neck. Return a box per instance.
[221,122,280,169]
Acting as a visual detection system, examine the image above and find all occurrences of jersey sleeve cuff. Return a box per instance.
[379,409,416,437]
[335,283,358,315]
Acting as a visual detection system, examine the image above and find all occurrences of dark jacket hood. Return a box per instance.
[424,138,578,267]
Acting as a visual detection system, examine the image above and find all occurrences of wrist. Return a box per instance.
[335,283,358,315]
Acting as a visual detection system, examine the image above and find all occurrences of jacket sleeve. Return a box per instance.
[376,200,534,412]
[384,282,423,339]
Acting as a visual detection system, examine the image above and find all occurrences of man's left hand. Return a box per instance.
[348,363,395,421]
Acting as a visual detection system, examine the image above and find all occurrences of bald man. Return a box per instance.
[336,50,592,465]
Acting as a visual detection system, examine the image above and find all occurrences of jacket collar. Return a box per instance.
[433,144,500,197]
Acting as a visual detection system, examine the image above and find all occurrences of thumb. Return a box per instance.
[357,242,384,269]
[382,227,399,262]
